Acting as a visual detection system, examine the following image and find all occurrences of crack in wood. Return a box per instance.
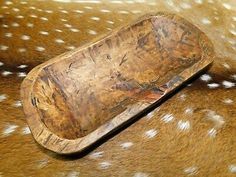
[119,53,128,66]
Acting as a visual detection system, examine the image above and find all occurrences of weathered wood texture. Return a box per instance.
[21,13,214,154]
[0,0,236,177]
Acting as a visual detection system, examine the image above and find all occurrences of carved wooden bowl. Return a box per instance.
[21,12,214,154]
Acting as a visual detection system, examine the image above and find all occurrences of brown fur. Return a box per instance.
[0,0,235,176]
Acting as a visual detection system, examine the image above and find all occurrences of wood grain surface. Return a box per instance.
[21,12,214,154]
[0,0,236,176]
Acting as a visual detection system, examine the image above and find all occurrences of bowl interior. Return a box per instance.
[32,15,203,139]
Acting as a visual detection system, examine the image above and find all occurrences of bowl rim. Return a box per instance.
[20,12,214,154]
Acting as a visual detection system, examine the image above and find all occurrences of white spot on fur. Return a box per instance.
[36,46,45,52]
[145,129,158,138]
[13,100,22,107]
[64,23,71,27]
[17,72,26,77]
[21,126,31,135]
[161,114,174,123]
[194,0,202,4]
[40,17,48,21]
[60,19,67,23]
[223,98,233,104]
[228,38,235,45]
[2,24,9,28]
[100,9,110,13]
[5,33,12,38]
[73,10,84,13]
[99,161,111,169]
[26,23,34,28]
[2,124,18,136]
[2,71,13,76]
[5,1,13,5]
[88,30,97,35]
[146,112,154,119]
[12,8,19,12]
[206,110,225,128]
[89,151,104,159]
[55,29,63,33]
[207,83,220,88]
[66,46,76,50]
[231,74,236,80]
[107,20,114,24]
[201,18,211,24]
[29,6,36,10]
[16,15,24,19]
[91,16,100,21]
[39,31,49,35]
[12,22,19,27]
[70,28,80,32]
[223,63,230,69]
[179,94,186,100]
[185,108,193,115]
[120,142,133,149]
[229,29,236,36]
[45,10,53,13]
[21,35,30,40]
[0,62,3,66]
[200,74,212,82]
[1,6,8,9]
[0,94,7,102]
[134,172,149,177]
[222,3,231,10]
[0,45,8,51]
[55,39,65,44]
[177,120,190,131]
[187,83,192,87]
[222,81,235,88]
[208,128,217,138]
[84,6,93,10]
[18,48,26,53]
[184,166,198,175]
[60,10,68,14]
[229,165,236,173]
[131,10,142,14]
[118,10,129,14]
[17,65,27,69]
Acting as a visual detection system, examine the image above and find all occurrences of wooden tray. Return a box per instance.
[21,12,214,154]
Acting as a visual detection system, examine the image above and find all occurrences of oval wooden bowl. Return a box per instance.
[21,12,214,154]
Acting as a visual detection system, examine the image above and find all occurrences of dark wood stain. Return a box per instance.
[20,13,214,154]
